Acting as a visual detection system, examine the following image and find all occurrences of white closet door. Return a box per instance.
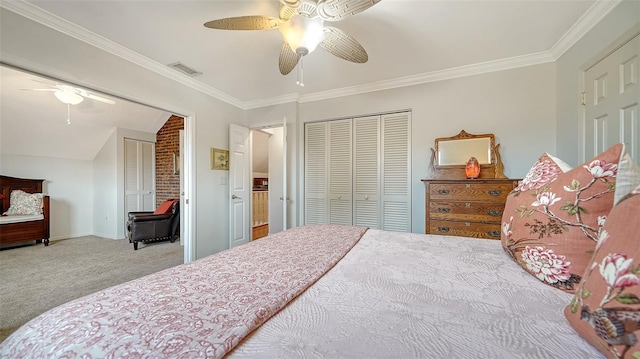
[328,119,353,225]
[353,116,380,228]
[125,139,156,214]
[305,122,328,224]
[381,112,411,232]
[584,34,639,162]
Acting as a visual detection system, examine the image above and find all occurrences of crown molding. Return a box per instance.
[550,0,623,60]
[0,0,245,109]
[298,51,554,104]
[2,0,622,110]
[244,93,300,110]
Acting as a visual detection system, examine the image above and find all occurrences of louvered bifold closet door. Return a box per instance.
[305,122,328,224]
[381,112,411,232]
[353,116,380,228]
[328,119,353,225]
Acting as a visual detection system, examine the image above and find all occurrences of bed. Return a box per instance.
[0,224,603,358]
[0,175,50,247]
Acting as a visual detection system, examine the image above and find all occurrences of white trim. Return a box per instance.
[1,0,620,110]
[299,51,554,104]
[549,0,623,60]
[244,94,301,110]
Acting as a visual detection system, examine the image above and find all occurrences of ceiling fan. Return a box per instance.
[204,0,381,86]
[23,81,115,124]
[24,82,116,105]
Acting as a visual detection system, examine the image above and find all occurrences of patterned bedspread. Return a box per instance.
[228,229,604,358]
[0,224,367,358]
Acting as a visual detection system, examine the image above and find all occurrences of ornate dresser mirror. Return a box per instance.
[428,130,506,179]
[422,130,518,240]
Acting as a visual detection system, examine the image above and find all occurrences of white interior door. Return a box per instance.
[282,117,288,230]
[353,116,381,228]
[328,119,353,225]
[381,112,412,232]
[124,138,155,217]
[584,34,639,162]
[179,129,184,246]
[229,124,251,248]
[305,122,328,224]
[268,126,284,234]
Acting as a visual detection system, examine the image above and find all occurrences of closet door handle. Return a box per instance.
[488,189,502,196]
[487,210,502,216]
[437,207,450,213]
[437,189,450,195]
[437,226,450,233]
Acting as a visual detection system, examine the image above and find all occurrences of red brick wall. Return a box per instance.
[156,115,184,207]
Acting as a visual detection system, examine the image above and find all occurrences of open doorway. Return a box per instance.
[250,127,284,240]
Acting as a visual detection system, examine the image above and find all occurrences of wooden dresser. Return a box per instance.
[423,130,520,240]
[422,178,519,240]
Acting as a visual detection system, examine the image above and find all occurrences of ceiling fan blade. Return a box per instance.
[279,6,296,21]
[85,93,115,105]
[21,88,57,92]
[316,0,381,21]
[204,16,280,30]
[279,43,300,75]
[320,27,368,63]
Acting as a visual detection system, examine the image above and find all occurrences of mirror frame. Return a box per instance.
[428,130,507,179]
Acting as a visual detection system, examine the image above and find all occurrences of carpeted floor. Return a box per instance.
[0,236,183,343]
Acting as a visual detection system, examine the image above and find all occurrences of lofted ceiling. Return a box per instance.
[1,0,613,160]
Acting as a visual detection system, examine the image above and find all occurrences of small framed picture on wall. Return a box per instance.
[211,148,229,171]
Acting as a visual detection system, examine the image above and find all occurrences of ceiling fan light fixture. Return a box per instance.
[54,90,84,105]
[278,15,324,56]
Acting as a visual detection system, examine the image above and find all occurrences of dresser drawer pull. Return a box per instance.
[437,226,450,233]
[488,230,501,237]
[437,189,450,195]
[437,207,451,213]
[488,189,503,196]
[487,210,502,216]
[465,222,471,227]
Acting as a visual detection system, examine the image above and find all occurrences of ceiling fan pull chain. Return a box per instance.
[67,103,71,125]
[297,56,305,87]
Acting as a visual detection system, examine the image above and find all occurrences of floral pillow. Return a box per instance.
[501,143,638,292]
[564,184,640,358]
[514,152,573,192]
[4,190,44,215]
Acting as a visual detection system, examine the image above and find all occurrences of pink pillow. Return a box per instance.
[564,184,640,358]
[501,144,634,292]
[154,199,176,215]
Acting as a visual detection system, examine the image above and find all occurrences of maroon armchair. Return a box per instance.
[126,199,179,250]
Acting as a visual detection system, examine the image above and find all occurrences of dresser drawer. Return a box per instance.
[429,183,513,202]
[429,220,502,240]
[429,201,505,223]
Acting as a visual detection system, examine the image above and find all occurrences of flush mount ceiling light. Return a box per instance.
[204,0,380,86]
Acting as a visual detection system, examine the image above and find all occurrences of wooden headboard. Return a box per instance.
[0,175,45,213]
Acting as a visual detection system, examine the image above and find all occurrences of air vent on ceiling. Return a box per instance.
[167,62,203,77]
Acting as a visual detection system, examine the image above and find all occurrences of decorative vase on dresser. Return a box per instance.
[423,130,520,240]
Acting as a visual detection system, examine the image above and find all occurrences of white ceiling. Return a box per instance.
[1,0,613,160]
